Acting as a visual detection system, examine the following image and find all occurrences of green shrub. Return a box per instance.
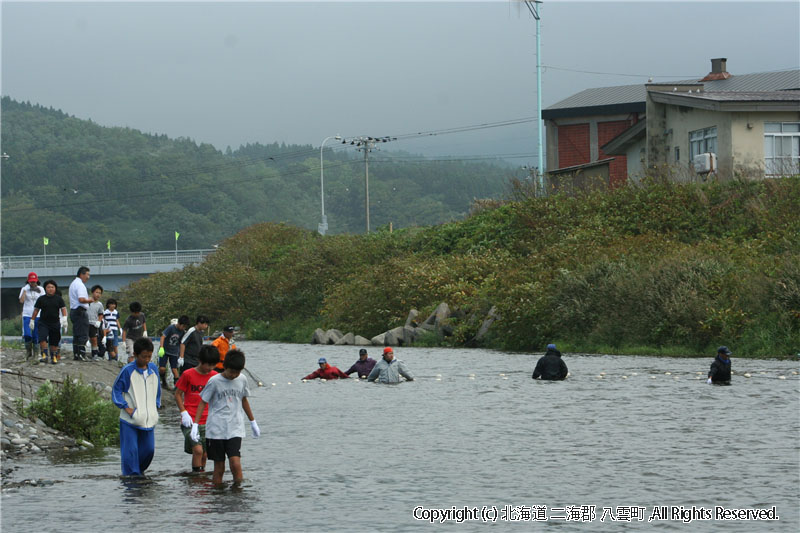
[24,377,120,446]
[2,318,22,336]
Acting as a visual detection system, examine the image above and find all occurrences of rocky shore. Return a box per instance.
[0,344,124,488]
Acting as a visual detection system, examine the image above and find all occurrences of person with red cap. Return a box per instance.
[302,357,349,380]
[19,272,44,360]
[367,347,414,383]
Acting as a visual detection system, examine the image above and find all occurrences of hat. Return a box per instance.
[717,346,732,356]
[359,348,368,355]
[383,347,394,355]
[27,272,39,283]
[547,343,557,350]
[223,325,235,333]
[318,357,327,364]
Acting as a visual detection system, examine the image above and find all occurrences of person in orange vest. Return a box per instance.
[211,325,237,372]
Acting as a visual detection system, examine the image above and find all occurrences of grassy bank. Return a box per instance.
[125,177,800,358]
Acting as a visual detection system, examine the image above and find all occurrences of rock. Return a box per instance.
[79,439,94,448]
[311,328,327,345]
[35,418,47,427]
[334,332,355,346]
[404,309,419,328]
[0,438,11,450]
[324,329,343,345]
[2,419,16,428]
[353,335,372,346]
[425,302,451,327]
[30,445,42,453]
[474,305,500,341]
[370,333,386,346]
[383,327,403,346]
[11,438,29,446]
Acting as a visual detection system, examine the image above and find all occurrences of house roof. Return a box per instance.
[649,90,800,112]
[543,69,800,119]
[548,158,615,175]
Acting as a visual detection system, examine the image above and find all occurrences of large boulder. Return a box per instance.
[334,332,356,345]
[474,306,500,341]
[424,302,451,328]
[311,328,327,344]
[405,309,420,328]
[325,329,343,345]
[354,335,372,346]
[383,326,406,346]
[371,333,386,346]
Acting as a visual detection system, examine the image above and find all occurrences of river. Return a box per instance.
[2,342,798,532]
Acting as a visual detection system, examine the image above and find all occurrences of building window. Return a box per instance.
[764,122,800,176]
[675,147,680,162]
[689,126,717,160]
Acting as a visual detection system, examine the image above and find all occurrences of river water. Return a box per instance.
[2,342,798,532]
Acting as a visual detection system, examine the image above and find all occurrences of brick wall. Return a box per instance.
[598,120,632,187]
[557,124,590,168]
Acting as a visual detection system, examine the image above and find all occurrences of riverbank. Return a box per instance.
[0,344,124,488]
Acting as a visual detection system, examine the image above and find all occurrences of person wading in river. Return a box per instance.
[532,343,569,381]
[707,346,732,385]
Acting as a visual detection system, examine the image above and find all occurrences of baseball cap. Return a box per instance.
[318,357,327,364]
[223,325,235,333]
[27,272,39,283]
[717,346,732,356]
[547,343,557,350]
[383,347,394,355]
[359,348,368,355]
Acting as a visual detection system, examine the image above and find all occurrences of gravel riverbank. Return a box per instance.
[0,344,127,488]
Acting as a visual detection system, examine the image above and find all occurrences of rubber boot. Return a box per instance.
[25,342,33,359]
[51,350,59,365]
[36,344,46,364]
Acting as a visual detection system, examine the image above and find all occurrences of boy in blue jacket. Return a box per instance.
[112,337,161,476]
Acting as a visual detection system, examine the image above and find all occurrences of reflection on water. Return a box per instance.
[2,342,798,532]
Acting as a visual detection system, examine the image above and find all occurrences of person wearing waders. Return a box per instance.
[707,346,732,385]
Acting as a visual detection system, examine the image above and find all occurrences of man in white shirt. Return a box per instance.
[68,266,94,361]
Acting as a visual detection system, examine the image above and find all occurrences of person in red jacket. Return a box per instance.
[303,357,349,380]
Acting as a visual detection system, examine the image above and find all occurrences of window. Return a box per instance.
[764,122,800,176]
[674,147,680,162]
[689,126,717,160]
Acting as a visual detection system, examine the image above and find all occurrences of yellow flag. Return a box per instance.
[175,231,180,241]
[43,237,49,246]
[107,239,111,251]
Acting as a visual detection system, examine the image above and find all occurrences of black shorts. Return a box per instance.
[89,325,101,338]
[206,437,242,462]
[38,322,61,347]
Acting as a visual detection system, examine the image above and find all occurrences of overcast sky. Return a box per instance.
[2,1,799,165]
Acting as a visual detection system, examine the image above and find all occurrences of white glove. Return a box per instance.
[190,423,200,442]
[250,420,260,438]
[177,357,184,368]
[60,315,67,328]
[180,410,193,427]
[29,318,36,331]
[706,378,713,384]
[143,330,148,338]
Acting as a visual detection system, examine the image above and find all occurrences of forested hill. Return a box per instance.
[0,97,511,255]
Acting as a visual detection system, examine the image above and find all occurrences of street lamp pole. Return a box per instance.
[319,135,341,235]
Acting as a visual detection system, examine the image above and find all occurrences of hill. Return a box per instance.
[124,177,800,357]
[0,97,511,255]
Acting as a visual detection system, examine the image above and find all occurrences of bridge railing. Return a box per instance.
[0,249,214,270]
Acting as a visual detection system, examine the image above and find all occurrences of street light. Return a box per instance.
[319,135,342,235]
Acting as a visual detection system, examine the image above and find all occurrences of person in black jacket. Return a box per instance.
[707,346,732,384]
[532,343,568,381]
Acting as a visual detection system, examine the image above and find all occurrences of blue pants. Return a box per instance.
[119,420,155,476]
[22,315,39,344]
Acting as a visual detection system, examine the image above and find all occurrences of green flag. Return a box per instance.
[175,231,180,241]
[43,237,49,246]
[107,239,111,251]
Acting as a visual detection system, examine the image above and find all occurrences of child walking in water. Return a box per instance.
[175,345,219,472]
[191,349,259,485]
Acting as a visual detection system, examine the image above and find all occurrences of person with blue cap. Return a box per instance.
[532,343,568,381]
[707,346,732,385]
[302,357,349,381]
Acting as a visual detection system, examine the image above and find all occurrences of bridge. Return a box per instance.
[1,249,214,317]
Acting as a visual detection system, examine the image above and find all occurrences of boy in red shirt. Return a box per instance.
[174,345,219,472]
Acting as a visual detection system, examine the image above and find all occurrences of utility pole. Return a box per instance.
[524,1,545,195]
[351,136,394,233]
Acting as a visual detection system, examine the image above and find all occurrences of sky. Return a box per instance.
[2,1,799,167]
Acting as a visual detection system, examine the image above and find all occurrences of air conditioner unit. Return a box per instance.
[693,153,717,173]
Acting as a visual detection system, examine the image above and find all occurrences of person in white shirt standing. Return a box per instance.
[68,266,95,361]
[19,272,45,359]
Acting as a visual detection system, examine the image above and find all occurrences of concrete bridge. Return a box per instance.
[1,249,213,318]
